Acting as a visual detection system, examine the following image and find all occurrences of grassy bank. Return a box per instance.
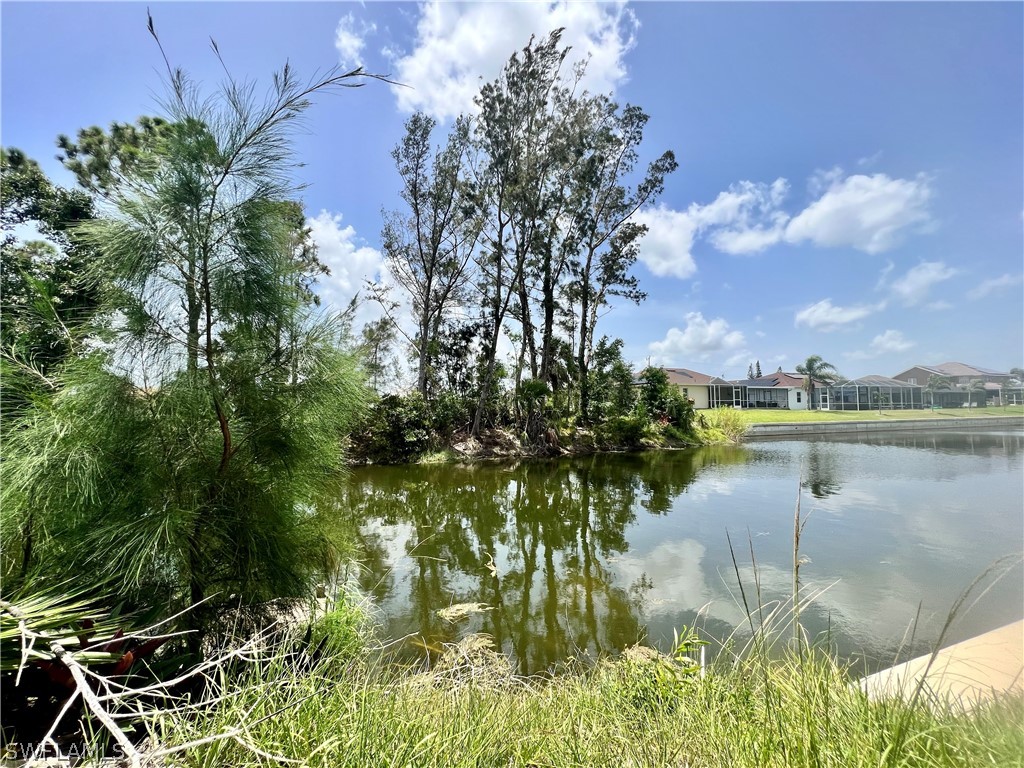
[411,407,1024,463]
[739,405,1024,424]
[158,630,1023,767]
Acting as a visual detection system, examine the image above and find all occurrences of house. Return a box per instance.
[661,367,734,409]
[822,376,923,411]
[892,363,1016,406]
[892,362,1012,387]
[730,371,824,410]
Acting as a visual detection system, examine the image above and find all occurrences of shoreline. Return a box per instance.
[352,413,1024,465]
[743,414,1024,439]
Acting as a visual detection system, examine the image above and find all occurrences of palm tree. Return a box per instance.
[795,355,839,410]
[960,378,987,408]
[924,374,951,408]
[1004,368,1024,406]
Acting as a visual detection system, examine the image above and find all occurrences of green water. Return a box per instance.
[338,429,1024,674]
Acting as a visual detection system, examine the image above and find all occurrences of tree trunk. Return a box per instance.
[539,254,556,384]
[416,303,432,398]
[577,275,591,425]
[185,267,201,375]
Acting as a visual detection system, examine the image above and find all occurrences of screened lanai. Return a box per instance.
[823,376,924,411]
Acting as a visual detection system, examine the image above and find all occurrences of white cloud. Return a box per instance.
[874,329,914,353]
[785,171,934,253]
[705,178,790,255]
[857,151,884,168]
[388,1,638,121]
[307,210,385,315]
[848,329,915,360]
[869,329,914,354]
[335,13,376,69]
[634,167,935,279]
[794,298,882,332]
[888,261,957,306]
[648,312,745,363]
[967,273,1023,300]
[632,205,698,279]
[925,300,953,312]
[633,179,789,278]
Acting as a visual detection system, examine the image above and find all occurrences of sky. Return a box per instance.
[3,1,1022,380]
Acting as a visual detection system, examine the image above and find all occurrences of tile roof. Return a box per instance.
[661,367,731,386]
[732,372,823,388]
[909,362,1008,377]
[833,375,922,387]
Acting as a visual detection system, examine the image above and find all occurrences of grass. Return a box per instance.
[151,486,1024,768]
[155,634,1024,768]
[695,406,749,442]
[739,405,1024,424]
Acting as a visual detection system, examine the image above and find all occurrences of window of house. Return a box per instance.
[796,391,802,403]
[908,377,917,385]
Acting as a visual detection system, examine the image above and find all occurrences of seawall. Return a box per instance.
[744,415,1024,439]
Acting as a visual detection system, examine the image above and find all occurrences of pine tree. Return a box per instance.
[2,47,379,653]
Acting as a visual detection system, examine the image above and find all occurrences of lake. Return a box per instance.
[338,429,1024,674]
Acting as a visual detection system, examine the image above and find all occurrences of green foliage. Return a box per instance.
[695,407,749,443]
[596,414,647,448]
[1,149,100,418]
[2,60,376,652]
[428,390,473,438]
[360,316,399,393]
[309,596,371,662]
[637,367,694,431]
[374,112,477,399]
[589,337,637,422]
[56,116,174,195]
[795,355,840,410]
[157,633,1023,768]
[354,393,432,464]
[608,628,706,716]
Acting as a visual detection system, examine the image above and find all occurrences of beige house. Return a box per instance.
[661,368,733,409]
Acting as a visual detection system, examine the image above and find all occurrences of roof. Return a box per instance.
[832,375,922,388]
[732,372,824,389]
[897,362,1008,378]
[661,367,731,387]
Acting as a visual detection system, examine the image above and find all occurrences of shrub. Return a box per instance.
[695,407,748,443]
[598,415,647,448]
[309,595,371,662]
[354,393,431,464]
[429,391,473,442]
[637,367,694,432]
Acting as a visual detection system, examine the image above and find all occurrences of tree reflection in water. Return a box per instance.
[328,431,1023,674]
[335,448,748,674]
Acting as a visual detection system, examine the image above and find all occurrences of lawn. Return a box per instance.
[738,405,1024,424]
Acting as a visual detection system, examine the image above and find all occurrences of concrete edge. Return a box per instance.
[743,416,1024,439]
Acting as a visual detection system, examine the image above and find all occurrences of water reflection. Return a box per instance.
[339,430,1024,674]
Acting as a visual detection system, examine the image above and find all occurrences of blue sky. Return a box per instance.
[3,2,1022,379]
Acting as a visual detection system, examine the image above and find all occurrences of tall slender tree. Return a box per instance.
[470,31,570,435]
[374,113,477,398]
[566,97,677,423]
